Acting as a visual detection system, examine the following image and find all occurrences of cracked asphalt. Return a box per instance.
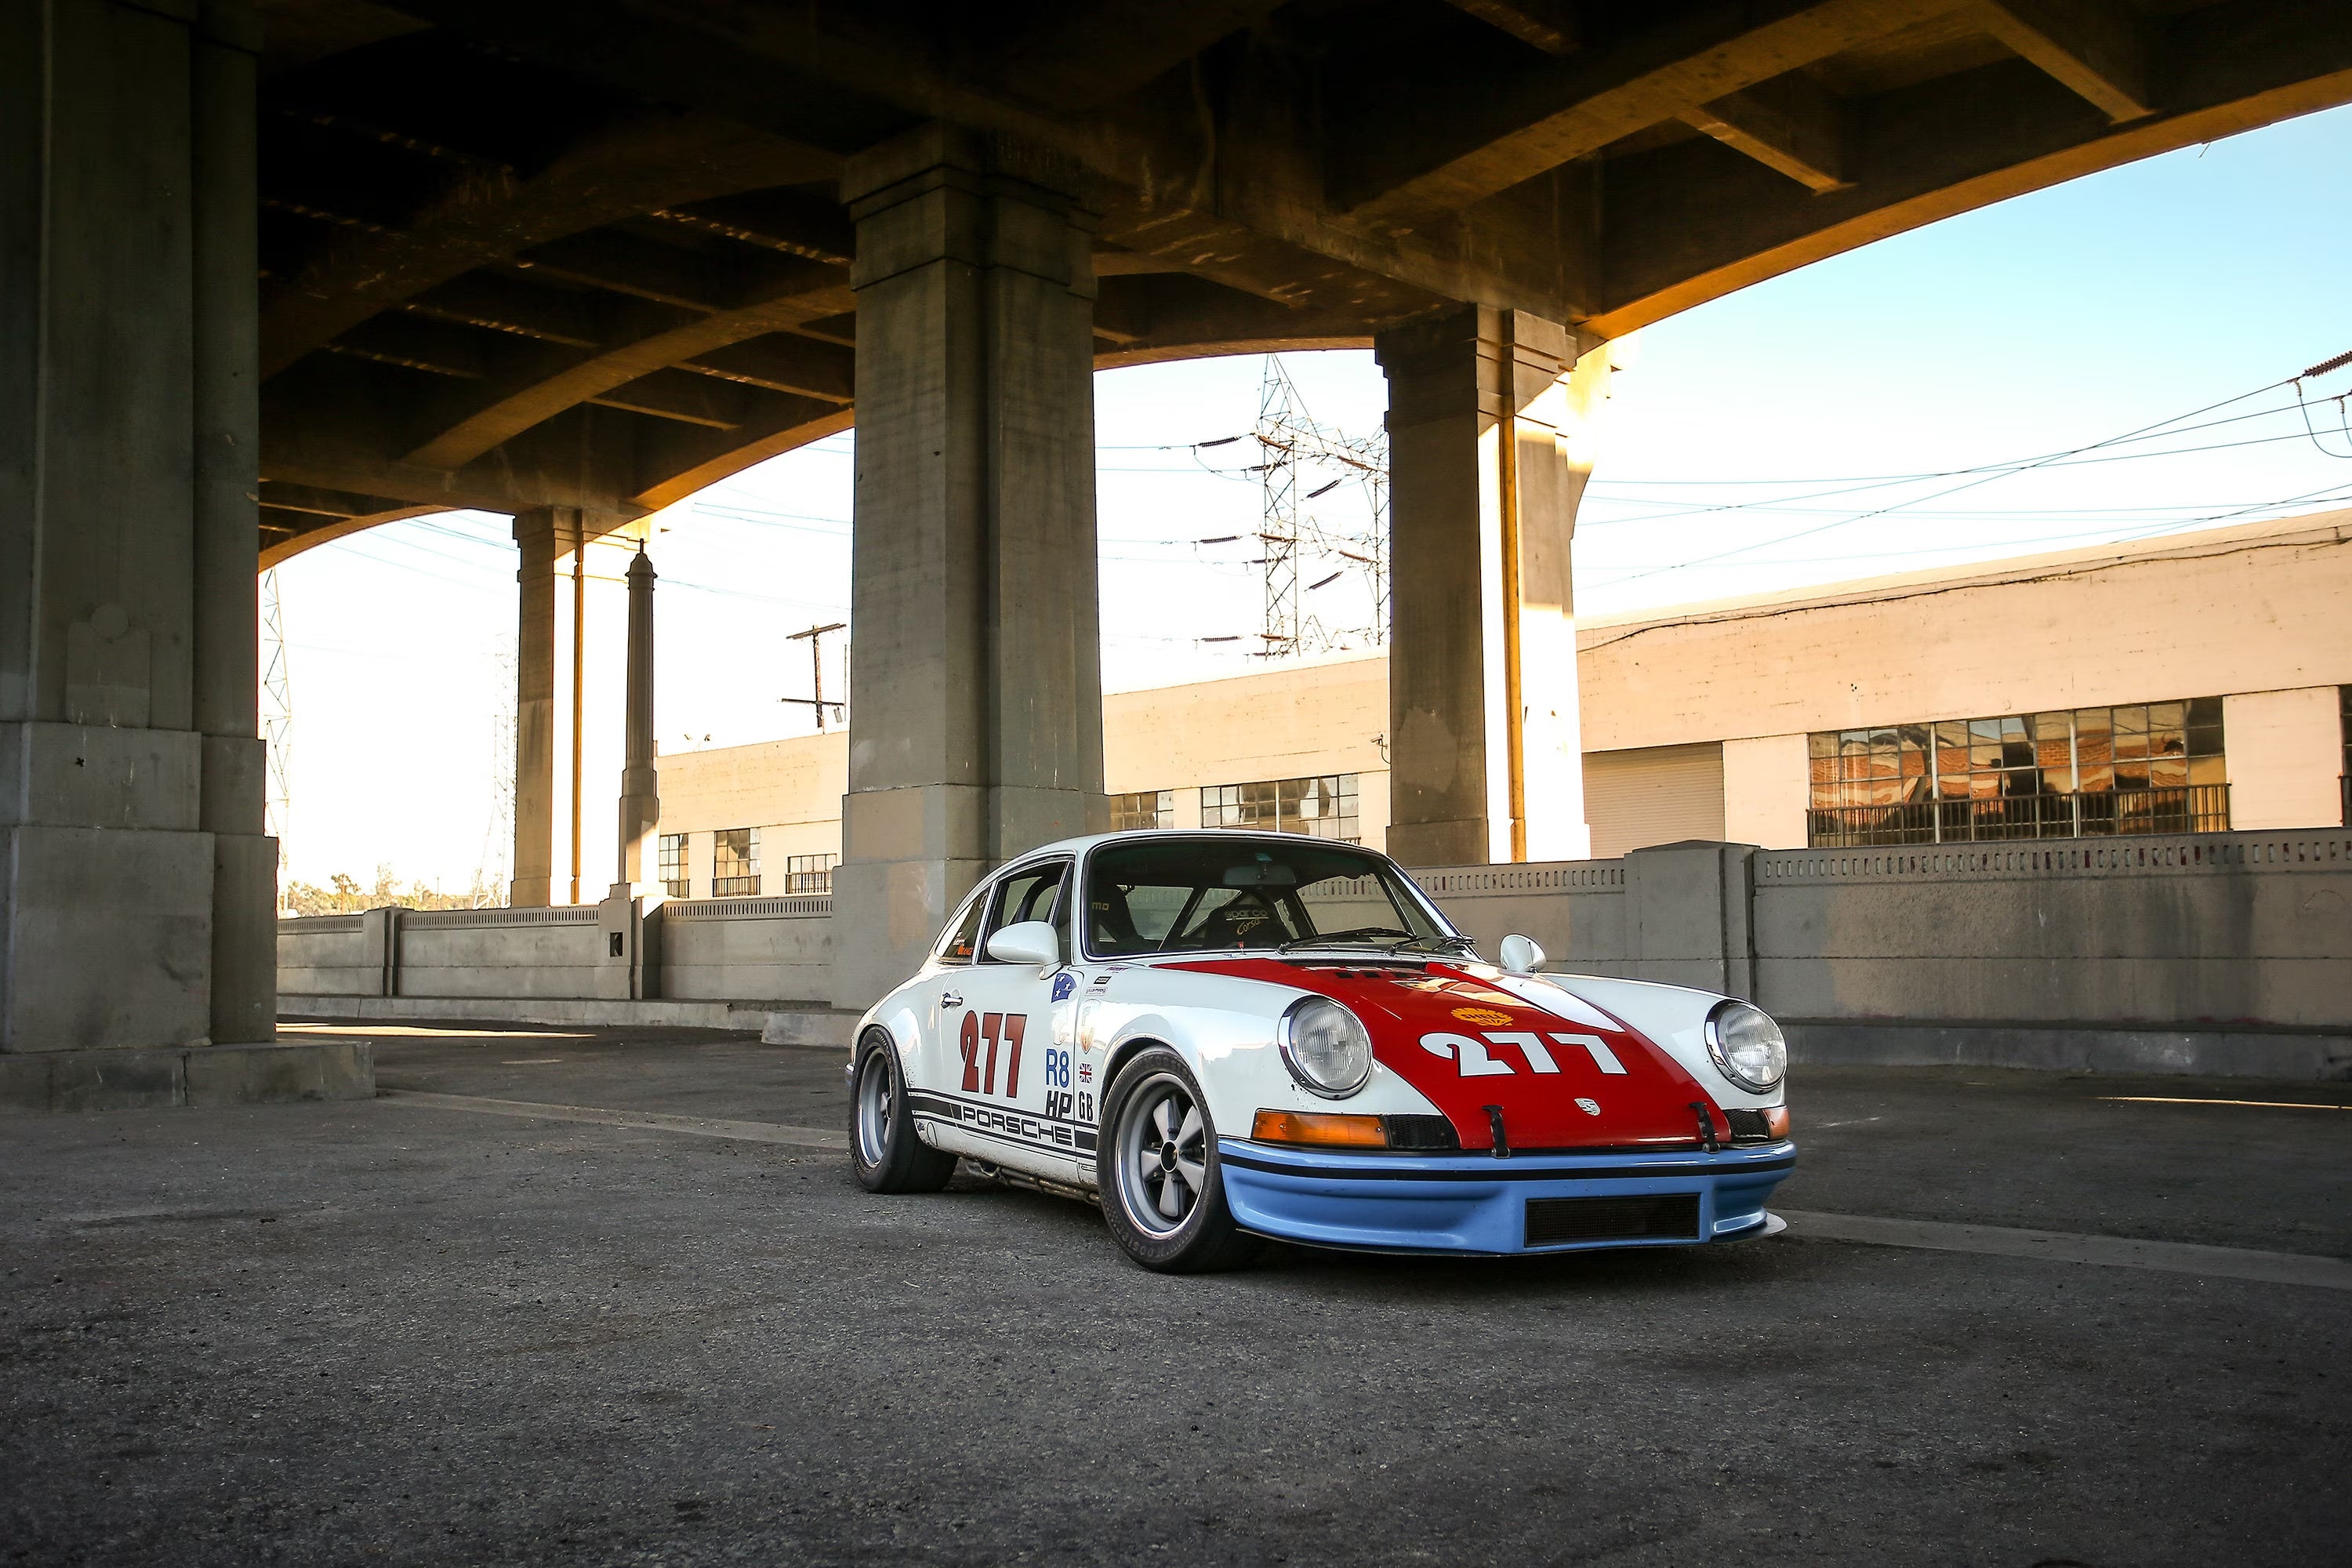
[3,1023,2347,1566]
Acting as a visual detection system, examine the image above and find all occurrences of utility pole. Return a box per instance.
[782,622,848,729]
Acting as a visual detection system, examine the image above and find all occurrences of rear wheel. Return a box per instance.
[849,1030,956,1194]
[1096,1047,1261,1272]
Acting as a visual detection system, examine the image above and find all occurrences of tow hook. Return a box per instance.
[1485,1105,1509,1159]
[1690,1102,1721,1152]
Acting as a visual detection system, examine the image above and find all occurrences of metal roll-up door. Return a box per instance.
[1582,743,1727,859]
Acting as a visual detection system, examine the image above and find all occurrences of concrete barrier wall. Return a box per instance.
[397,906,605,999]
[277,897,833,1006]
[1751,832,2350,1029]
[1423,831,2352,1033]
[278,831,2350,1073]
[277,914,371,996]
[660,895,833,1003]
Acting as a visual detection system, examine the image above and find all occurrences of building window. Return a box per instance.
[658,833,688,898]
[785,853,837,895]
[1201,774,1359,843]
[1806,699,2228,847]
[711,827,761,895]
[1110,789,1174,830]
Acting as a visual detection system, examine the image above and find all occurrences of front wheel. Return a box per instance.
[1096,1047,1261,1272]
[849,1030,956,1194]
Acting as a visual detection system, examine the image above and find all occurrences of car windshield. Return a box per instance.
[1083,837,1462,958]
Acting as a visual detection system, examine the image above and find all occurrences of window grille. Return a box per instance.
[657,833,688,898]
[1806,699,2228,847]
[1201,774,1359,843]
[785,853,837,895]
[712,827,761,895]
[1109,789,1174,830]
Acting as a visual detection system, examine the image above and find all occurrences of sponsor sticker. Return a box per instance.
[1051,971,1076,1003]
[1451,1007,1514,1026]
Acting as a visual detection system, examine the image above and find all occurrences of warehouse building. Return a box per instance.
[651,510,2352,895]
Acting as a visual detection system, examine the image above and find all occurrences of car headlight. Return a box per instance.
[1278,996,1374,1098]
[1704,1000,1788,1092]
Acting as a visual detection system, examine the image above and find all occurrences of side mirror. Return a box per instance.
[985,920,1061,970]
[1498,934,1545,975]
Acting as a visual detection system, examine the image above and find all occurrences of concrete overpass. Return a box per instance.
[6,0,2351,1092]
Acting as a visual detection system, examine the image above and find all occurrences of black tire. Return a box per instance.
[1096,1047,1262,1272]
[849,1030,956,1194]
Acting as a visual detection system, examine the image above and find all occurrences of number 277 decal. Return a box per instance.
[960,1011,1027,1095]
[1420,1030,1625,1078]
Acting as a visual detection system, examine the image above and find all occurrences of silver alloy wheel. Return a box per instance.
[1114,1070,1208,1237]
[855,1050,894,1165]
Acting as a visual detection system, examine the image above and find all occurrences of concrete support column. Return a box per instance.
[0,0,278,1054]
[1377,307,1610,866]
[191,0,274,1044]
[510,507,637,906]
[833,125,1105,1007]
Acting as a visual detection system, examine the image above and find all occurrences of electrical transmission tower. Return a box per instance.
[1253,357,1388,659]
[260,568,295,909]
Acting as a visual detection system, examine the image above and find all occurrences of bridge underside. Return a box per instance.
[254,0,2352,560]
[5,0,2350,1076]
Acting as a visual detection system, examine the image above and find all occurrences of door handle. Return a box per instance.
[941,992,964,1008]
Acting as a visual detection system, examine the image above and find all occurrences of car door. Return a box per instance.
[912,880,990,1094]
[946,857,1082,1179]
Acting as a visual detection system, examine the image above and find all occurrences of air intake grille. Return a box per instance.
[1723,1109,1774,1142]
[1524,1193,1700,1247]
[1381,1113,1461,1151]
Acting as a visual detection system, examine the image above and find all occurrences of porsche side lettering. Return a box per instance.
[908,1090,1100,1154]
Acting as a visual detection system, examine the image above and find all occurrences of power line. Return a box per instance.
[1602,370,2307,585]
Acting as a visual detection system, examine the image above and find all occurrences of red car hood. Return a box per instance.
[1167,957,1721,1152]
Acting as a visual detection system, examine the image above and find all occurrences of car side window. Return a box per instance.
[982,862,1068,963]
[935,891,987,964]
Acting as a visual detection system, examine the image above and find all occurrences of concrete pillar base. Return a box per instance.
[0,1040,374,1114]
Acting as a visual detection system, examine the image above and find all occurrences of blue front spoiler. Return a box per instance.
[1216,1138,1796,1255]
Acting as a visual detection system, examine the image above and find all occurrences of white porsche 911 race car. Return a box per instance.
[847,830,1795,1272]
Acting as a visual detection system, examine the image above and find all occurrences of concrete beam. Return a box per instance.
[399,255,847,468]
[1442,0,1581,56]
[402,274,604,346]
[1976,0,2154,122]
[1681,71,1856,191]
[260,110,836,376]
[1333,0,1941,221]
[630,399,852,511]
[681,335,855,405]
[1592,3,2352,336]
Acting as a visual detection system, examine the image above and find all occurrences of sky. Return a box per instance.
[272,101,2352,892]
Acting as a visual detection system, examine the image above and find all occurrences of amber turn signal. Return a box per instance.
[1251,1109,1390,1149]
[1763,1105,1791,1139]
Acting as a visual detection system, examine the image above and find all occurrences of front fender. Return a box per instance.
[1092,1001,1443,1148]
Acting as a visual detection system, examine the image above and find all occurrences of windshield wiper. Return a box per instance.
[1392,933,1479,956]
[1279,926,1416,952]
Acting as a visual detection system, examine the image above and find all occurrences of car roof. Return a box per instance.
[1004,828,1388,866]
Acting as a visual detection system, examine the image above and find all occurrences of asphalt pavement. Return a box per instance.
[3,1021,2347,1566]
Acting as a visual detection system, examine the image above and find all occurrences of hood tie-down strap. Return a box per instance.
[1484,1105,1509,1160]
[1690,1102,1722,1152]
